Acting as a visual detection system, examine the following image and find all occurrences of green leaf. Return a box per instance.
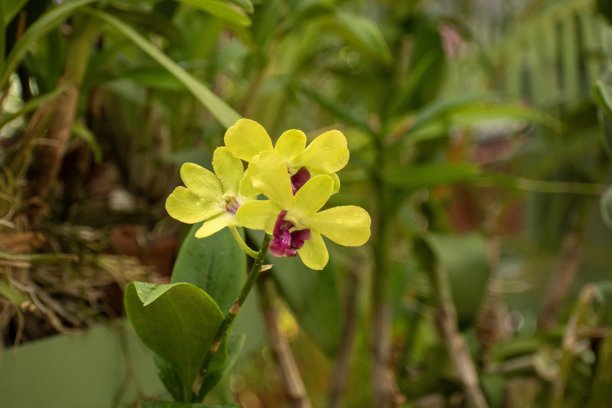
[154,355,185,402]
[385,163,481,189]
[600,186,612,230]
[177,0,251,26]
[323,11,391,64]
[124,282,226,401]
[396,98,563,146]
[0,82,70,131]
[4,0,27,25]
[1,0,99,89]
[86,8,241,129]
[227,0,254,13]
[197,333,245,399]
[597,0,612,24]
[71,122,102,163]
[171,225,247,314]
[594,76,612,117]
[292,81,373,134]
[106,7,182,44]
[121,67,186,91]
[421,233,490,328]
[0,281,27,304]
[270,257,343,356]
[142,403,239,408]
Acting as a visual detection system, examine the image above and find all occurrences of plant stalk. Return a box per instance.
[257,275,312,408]
[430,260,489,408]
[195,233,272,400]
[230,226,258,259]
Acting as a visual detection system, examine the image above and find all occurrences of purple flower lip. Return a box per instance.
[290,167,310,194]
[269,210,311,257]
[224,196,240,214]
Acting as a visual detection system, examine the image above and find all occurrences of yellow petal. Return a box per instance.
[298,232,329,270]
[293,130,349,173]
[224,118,273,161]
[294,174,333,215]
[165,187,222,223]
[180,163,223,200]
[249,151,294,210]
[195,213,234,238]
[306,206,371,246]
[212,147,243,194]
[330,172,341,195]
[275,129,306,163]
[238,168,259,198]
[235,200,281,234]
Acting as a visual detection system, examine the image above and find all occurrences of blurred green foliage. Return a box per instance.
[2,0,612,407]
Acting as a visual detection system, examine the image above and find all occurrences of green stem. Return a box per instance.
[195,233,272,401]
[230,226,258,259]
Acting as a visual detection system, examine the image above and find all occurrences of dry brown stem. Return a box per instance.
[257,276,312,408]
[538,230,583,331]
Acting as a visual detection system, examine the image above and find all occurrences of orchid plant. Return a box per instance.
[124,119,370,406]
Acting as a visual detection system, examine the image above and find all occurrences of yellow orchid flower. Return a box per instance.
[235,151,371,270]
[224,118,349,194]
[165,147,258,238]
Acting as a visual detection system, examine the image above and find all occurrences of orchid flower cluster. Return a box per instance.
[165,119,371,270]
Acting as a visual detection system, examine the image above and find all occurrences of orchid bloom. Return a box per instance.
[165,147,258,238]
[235,151,371,270]
[224,118,349,194]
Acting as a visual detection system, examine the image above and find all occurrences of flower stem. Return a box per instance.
[230,226,259,259]
[195,233,272,401]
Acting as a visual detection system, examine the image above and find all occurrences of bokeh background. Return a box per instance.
[2,0,612,407]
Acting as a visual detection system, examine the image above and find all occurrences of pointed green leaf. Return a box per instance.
[172,224,247,314]
[86,8,241,128]
[178,0,251,26]
[323,11,391,63]
[124,282,226,401]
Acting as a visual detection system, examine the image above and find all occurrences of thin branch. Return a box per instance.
[431,262,489,408]
[538,230,583,331]
[195,234,272,401]
[329,267,360,408]
[257,275,312,408]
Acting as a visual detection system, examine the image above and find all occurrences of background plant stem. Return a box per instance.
[257,275,312,408]
[196,233,272,400]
